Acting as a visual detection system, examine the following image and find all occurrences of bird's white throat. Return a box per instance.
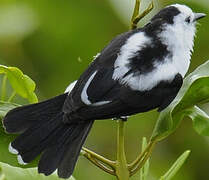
[159,16,196,78]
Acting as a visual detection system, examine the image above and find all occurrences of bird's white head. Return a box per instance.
[169,4,205,47]
[146,4,206,77]
[153,4,206,52]
[171,4,206,24]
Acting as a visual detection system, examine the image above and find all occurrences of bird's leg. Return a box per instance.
[130,0,154,30]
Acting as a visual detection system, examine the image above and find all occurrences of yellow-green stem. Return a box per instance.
[1,76,7,101]
[130,140,156,176]
[115,120,129,180]
[129,140,154,169]
[131,0,141,22]
[8,91,16,102]
[82,147,115,168]
[130,0,154,30]
[81,150,115,175]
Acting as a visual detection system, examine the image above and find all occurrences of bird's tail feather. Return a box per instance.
[3,93,93,178]
[3,93,68,134]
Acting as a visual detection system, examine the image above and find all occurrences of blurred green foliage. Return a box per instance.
[159,150,191,180]
[0,162,75,180]
[0,0,209,180]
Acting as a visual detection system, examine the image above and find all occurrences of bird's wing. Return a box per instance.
[63,67,130,121]
[63,68,183,122]
[63,30,137,114]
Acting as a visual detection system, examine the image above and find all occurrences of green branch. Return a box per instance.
[1,76,7,101]
[81,149,115,175]
[130,0,154,30]
[129,140,156,176]
[8,91,16,102]
[115,120,129,180]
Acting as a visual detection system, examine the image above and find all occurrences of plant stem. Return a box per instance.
[1,76,7,101]
[115,120,129,180]
[130,0,154,30]
[81,121,157,179]
[140,137,149,180]
[81,149,115,175]
[8,91,16,102]
[129,139,155,169]
[130,140,156,176]
[82,147,115,168]
[131,0,141,23]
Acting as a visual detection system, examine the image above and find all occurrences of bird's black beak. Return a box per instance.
[194,13,206,21]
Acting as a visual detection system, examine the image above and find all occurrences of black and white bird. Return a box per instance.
[3,4,206,179]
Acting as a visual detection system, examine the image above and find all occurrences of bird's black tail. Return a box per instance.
[3,93,93,178]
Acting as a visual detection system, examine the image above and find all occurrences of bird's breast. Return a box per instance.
[113,59,178,91]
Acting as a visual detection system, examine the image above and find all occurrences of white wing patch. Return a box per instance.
[113,32,151,82]
[121,60,178,91]
[81,71,97,105]
[91,101,110,106]
[65,80,77,93]
[81,71,111,106]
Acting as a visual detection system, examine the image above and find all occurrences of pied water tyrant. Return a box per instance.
[3,4,206,178]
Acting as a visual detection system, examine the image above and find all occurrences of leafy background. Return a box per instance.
[0,0,209,179]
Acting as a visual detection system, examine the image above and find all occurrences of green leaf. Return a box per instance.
[152,60,209,141]
[159,150,190,180]
[186,106,209,136]
[0,65,38,103]
[0,101,19,119]
[0,162,75,180]
[0,101,38,168]
[140,137,149,180]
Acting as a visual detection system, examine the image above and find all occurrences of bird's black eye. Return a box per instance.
[185,16,191,23]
